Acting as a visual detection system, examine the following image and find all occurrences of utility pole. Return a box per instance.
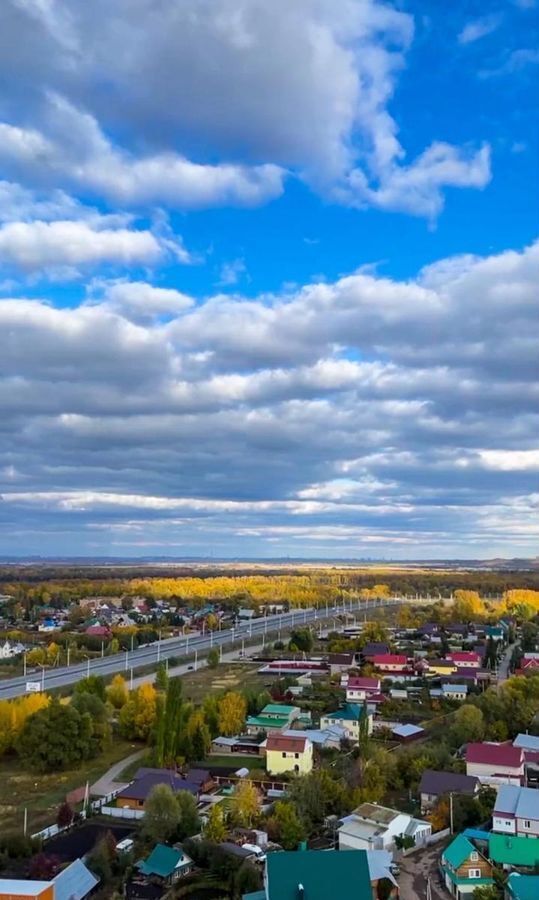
[449,792,454,835]
[194,649,198,671]
[130,668,134,690]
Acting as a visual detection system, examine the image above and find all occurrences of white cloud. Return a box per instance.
[90,280,194,320]
[458,15,502,45]
[0,219,191,274]
[477,450,539,471]
[0,2,491,218]
[480,48,539,77]
[218,258,247,286]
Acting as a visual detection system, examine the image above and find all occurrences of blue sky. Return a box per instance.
[0,0,537,558]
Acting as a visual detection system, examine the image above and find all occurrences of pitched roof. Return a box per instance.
[466,742,523,768]
[372,654,408,665]
[261,704,298,716]
[419,769,478,797]
[266,734,308,753]
[507,874,539,900]
[328,652,355,665]
[494,785,539,821]
[53,859,99,900]
[266,849,371,900]
[137,844,186,878]
[322,703,363,723]
[489,834,539,867]
[361,642,390,656]
[117,771,201,801]
[443,834,476,869]
[0,881,51,896]
[449,651,481,662]
[347,677,380,690]
[514,733,539,752]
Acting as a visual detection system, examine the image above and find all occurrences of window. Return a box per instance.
[524,820,531,829]
[470,852,478,862]
[282,752,286,758]
[468,869,481,879]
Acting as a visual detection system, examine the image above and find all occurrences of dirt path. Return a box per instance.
[90,748,145,797]
[398,845,449,900]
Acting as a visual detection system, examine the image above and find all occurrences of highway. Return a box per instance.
[0,597,405,700]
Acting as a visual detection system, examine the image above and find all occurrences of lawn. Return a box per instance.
[0,738,139,838]
[180,661,269,705]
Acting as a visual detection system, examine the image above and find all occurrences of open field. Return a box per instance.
[0,739,139,837]
[180,660,270,704]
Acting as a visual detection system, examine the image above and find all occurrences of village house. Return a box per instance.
[441,834,494,898]
[419,770,479,814]
[489,834,539,871]
[345,676,381,703]
[245,703,301,735]
[391,723,424,743]
[116,767,212,810]
[265,734,313,776]
[242,849,374,900]
[447,651,482,669]
[0,639,25,659]
[371,653,409,673]
[320,703,373,744]
[466,742,524,786]
[328,652,356,675]
[506,873,539,900]
[442,683,469,701]
[360,642,390,661]
[135,843,194,884]
[338,802,431,852]
[0,859,98,900]
[493,785,539,838]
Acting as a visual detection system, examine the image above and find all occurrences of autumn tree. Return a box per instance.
[56,801,74,829]
[204,803,227,843]
[106,674,128,709]
[119,683,157,742]
[218,692,247,737]
[230,780,260,828]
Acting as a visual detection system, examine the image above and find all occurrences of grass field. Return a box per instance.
[180,660,269,704]
[0,738,139,837]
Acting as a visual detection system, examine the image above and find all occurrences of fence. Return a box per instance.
[100,806,144,820]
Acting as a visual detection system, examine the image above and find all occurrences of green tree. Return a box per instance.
[202,694,220,738]
[233,862,262,899]
[176,790,201,839]
[154,677,183,765]
[207,648,219,669]
[288,628,313,653]
[473,887,501,900]
[74,675,106,701]
[16,697,94,773]
[268,801,306,850]
[451,705,485,746]
[204,803,227,843]
[71,691,112,754]
[155,663,169,692]
[143,784,181,843]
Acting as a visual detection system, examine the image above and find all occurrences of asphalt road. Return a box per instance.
[0,597,404,700]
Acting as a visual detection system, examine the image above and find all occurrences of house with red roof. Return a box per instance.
[466,742,524,786]
[447,651,482,669]
[345,676,381,703]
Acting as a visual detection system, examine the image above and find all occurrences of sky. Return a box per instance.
[0,0,538,560]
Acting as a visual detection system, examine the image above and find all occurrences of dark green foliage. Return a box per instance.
[16,697,96,772]
[154,676,183,766]
[74,675,106,701]
[71,691,112,754]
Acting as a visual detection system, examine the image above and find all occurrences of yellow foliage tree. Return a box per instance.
[453,590,485,620]
[218,692,247,737]
[106,674,128,709]
[231,779,260,827]
[0,693,50,756]
[119,683,157,741]
[26,647,46,666]
[46,642,60,665]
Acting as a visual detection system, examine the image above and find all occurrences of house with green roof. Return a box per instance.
[243,849,374,900]
[506,873,539,900]
[246,704,301,735]
[136,843,194,883]
[441,834,494,897]
[489,834,539,870]
[319,703,373,744]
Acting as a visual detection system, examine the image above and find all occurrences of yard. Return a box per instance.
[180,660,269,705]
[0,738,138,837]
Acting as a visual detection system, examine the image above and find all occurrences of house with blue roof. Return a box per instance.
[506,873,539,900]
[319,703,372,744]
[136,844,194,883]
[493,785,539,838]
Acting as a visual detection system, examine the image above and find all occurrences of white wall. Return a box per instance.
[492,815,515,835]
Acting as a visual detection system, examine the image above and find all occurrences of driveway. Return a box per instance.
[398,844,449,900]
[90,748,145,797]
[497,643,515,686]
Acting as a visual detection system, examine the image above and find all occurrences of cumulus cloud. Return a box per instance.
[0,1,491,217]
[0,240,538,556]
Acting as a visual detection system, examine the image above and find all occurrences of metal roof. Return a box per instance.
[419,769,478,796]
[266,849,371,900]
[0,881,51,896]
[392,723,424,738]
[514,733,539,752]
[494,785,539,820]
[53,859,99,900]
[489,834,539,867]
[507,874,539,900]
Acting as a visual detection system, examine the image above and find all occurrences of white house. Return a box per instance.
[345,677,381,703]
[442,683,468,701]
[0,640,25,659]
[320,704,373,744]
[338,802,431,852]
[493,785,539,838]
[466,743,524,786]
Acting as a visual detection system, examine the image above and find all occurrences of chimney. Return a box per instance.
[297,884,305,900]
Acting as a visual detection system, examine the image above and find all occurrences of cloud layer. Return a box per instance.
[1,241,538,556]
[0,0,491,217]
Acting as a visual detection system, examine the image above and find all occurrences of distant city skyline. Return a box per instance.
[0,0,537,557]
